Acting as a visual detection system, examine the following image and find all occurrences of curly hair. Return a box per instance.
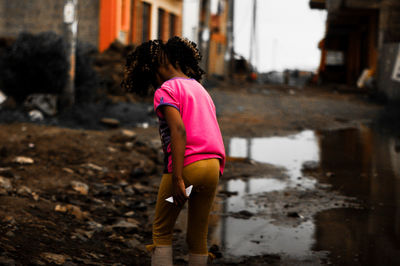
[122,39,165,96]
[122,37,205,96]
[165,36,205,81]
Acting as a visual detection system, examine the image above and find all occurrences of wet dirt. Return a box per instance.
[0,83,396,265]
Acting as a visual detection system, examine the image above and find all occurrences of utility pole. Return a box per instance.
[225,0,235,79]
[249,0,258,78]
[61,0,78,109]
[198,0,211,76]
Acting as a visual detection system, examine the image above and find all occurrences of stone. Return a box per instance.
[0,167,13,177]
[40,252,70,265]
[100,117,120,128]
[13,156,34,165]
[109,129,137,143]
[28,109,44,121]
[62,168,74,174]
[81,163,104,172]
[17,186,32,196]
[111,219,139,234]
[0,176,12,190]
[70,180,89,195]
[55,204,89,220]
[302,160,319,171]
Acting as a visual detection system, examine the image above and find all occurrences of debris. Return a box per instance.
[302,160,319,171]
[55,204,89,220]
[70,180,89,195]
[325,172,335,177]
[24,94,58,116]
[231,210,254,219]
[110,219,140,234]
[13,156,34,165]
[17,186,32,196]
[40,252,70,265]
[81,163,104,172]
[28,109,44,121]
[0,176,12,190]
[219,190,239,197]
[287,212,303,219]
[100,117,120,128]
[109,129,137,143]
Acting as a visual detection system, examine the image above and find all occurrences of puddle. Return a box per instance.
[229,130,319,188]
[208,130,322,259]
[207,127,400,263]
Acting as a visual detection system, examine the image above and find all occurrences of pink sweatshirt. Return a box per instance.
[153,77,225,174]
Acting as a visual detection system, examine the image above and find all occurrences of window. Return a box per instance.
[158,8,165,40]
[142,2,151,42]
[169,13,176,38]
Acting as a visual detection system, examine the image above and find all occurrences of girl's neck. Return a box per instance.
[157,64,189,85]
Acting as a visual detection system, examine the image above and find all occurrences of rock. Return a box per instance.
[55,204,89,220]
[325,172,335,177]
[24,93,58,116]
[54,204,68,213]
[40,252,70,265]
[231,210,254,219]
[13,156,34,165]
[111,219,139,234]
[109,129,137,143]
[0,176,12,190]
[219,190,238,197]
[107,146,117,153]
[70,180,89,195]
[28,109,44,121]
[32,192,40,201]
[81,163,105,172]
[17,186,32,196]
[302,160,319,171]
[130,167,145,178]
[62,168,74,174]
[124,238,141,249]
[287,212,303,219]
[100,117,120,128]
[124,211,135,217]
[0,167,13,177]
[0,256,16,266]
[0,188,7,195]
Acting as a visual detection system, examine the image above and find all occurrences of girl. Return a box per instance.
[123,37,225,266]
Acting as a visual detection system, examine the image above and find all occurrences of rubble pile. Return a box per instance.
[0,124,162,265]
[94,40,135,97]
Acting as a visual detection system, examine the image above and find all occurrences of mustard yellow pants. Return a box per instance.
[150,158,220,255]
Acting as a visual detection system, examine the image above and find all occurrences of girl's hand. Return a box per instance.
[172,176,189,206]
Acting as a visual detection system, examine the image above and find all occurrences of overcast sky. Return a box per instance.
[183,0,327,72]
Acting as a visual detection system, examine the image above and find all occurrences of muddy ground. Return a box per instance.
[0,83,385,265]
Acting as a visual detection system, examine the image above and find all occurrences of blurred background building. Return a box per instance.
[310,0,400,101]
[0,0,183,52]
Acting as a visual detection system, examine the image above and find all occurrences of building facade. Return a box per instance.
[0,0,183,52]
[310,0,400,101]
[99,0,183,51]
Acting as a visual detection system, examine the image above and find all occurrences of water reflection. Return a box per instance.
[229,130,319,188]
[209,127,400,264]
[313,127,400,265]
[209,130,321,258]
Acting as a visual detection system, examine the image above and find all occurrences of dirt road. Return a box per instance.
[0,84,384,265]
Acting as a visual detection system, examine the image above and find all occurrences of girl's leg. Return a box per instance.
[183,159,220,255]
[152,173,184,246]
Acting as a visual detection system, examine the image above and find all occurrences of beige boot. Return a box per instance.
[188,253,208,266]
[150,245,173,266]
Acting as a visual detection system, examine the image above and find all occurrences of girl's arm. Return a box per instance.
[161,105,188,206]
